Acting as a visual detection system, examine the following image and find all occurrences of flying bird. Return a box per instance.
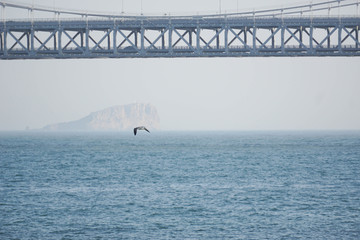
[133,126,150,136]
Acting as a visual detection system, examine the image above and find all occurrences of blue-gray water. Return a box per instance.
[1,131,359,239]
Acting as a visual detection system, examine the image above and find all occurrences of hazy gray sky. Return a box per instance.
[1,0,360,131]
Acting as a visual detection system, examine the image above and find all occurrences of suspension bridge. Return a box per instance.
[0,0,359,59]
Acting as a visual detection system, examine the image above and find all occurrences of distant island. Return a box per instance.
[43,103,160,131]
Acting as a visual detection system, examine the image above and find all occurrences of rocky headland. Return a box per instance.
[43,103,160,131]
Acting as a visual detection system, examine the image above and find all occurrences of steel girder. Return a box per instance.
[1,17,360,59]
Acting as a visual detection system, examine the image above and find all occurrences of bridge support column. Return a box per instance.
[30,28,34,56]
[58,27,62,55]
[162,29,165,49]
[80,31,84,48]
[189,29,192,47]
[140,23,145,55]
[356,26,359,48]
[85,27,89,54]
[26,32,30,53]
[0,31,2,52]
[196,22,200,55]
[225,25,228,53]
[252,26,257,54]
[134,31,138,48]
[0,30,3,53]
[4,28,7,57]
[338,25,342,53]
[113,26,117,54]
[54,31,57,50]
[168,25,172,54]
[309,26,314,54]
[107,30,111,50]
[281,25,285,54]
[299,26,303,49]
[244,27,247,47]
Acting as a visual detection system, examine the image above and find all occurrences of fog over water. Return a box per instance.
[1,0,360,131]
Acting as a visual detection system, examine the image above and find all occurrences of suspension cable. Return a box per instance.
[0,0,358,19]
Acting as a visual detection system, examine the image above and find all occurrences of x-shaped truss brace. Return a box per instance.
[172,28,194,50]
[117,31,136,49]
[117,29,139,51]
[341,27,360,46]
[88,30,111,51]
[8,31,28,51]
[303,27,337,48]
[62,31,84,52]
[201,28,224,49]
[283,27,307,48]
[228,28,249,48]
[258,27,281,49]
[34,30,57,51]
[144,29,168,50]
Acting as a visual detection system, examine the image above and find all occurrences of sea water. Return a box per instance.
[0,131,359,239]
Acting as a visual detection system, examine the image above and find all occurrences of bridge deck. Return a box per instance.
[1,17,360,59]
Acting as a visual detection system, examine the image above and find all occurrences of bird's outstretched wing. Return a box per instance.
[133,126,150,135]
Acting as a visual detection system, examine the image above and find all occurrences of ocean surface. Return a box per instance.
[0,131,359,239]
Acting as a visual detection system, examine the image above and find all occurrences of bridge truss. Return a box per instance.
[1,1,360,59]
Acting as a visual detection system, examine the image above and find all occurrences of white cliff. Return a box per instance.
[43,103,160,131]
